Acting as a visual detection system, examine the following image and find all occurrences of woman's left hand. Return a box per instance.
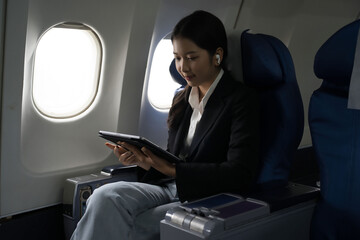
[120,142,176,177]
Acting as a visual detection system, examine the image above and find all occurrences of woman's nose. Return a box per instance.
[179,59,189,72]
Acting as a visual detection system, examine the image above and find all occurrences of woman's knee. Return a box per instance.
[87,181,146,210]
[87,181,128,208]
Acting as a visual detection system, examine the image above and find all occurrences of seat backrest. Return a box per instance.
[309,19,360,239]
[240,31,304,189]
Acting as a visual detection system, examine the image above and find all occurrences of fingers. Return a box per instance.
[104,142,139,166]
[141,147,152,158]
[140,147,176,177]
[119,150,137,165]
[119,142,138,154]
[118,142,143,158]
[105,142,127,157]
[119,142,149,165]
[105,142,116,149]
[122,150,134,158]
[105,142,151,167]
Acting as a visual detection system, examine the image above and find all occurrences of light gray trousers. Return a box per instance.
[70,181,180,240]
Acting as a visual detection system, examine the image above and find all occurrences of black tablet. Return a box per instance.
[98,130,181,163]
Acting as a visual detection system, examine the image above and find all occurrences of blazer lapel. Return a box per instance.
[173,105,192,156]
[188,96,224,157]
[188,76,230,158]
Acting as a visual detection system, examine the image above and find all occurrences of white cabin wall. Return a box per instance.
[235,0,360,146]
[0,0,30,217]
[0,0,160,217]
[117,0,161,134]
[0,0,4,139]
[0,0,5,218]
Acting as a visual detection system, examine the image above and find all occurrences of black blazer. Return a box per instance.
[143,72,260,202]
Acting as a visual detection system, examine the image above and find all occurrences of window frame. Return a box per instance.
[31,22,103,119]
[147,34,181,110]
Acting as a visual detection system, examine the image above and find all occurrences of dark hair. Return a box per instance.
[171,10,228,61]
[168,10,228,130]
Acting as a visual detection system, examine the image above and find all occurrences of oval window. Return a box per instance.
[32,23,102,118]
[147,37,181,110]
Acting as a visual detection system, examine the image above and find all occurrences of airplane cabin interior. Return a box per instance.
[0,0,359,239]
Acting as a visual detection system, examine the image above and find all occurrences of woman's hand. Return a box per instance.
[119,142,176,177]
[105,142,150,170]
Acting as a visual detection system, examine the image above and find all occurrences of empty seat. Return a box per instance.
[309,19,360,239]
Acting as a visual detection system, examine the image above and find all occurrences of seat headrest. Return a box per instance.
[314,19,360,86]
[169,59,187,86]
[225,30,245,82]
[241,30,293,87]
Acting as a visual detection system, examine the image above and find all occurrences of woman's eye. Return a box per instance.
[174,56,197,61]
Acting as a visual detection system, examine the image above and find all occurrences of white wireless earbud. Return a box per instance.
[216,54,221,64]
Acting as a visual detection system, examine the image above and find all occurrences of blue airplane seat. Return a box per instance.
[169,59,187,93]
[309,19,360,239]
[169,58,186,86]
[240,30,305,191]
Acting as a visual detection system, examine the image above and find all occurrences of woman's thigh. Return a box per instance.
[87,181,177,217]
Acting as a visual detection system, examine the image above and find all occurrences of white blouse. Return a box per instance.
[180,69,224,159]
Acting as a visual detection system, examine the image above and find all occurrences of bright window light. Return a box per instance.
[148,38,181,110]
[32,24,102,118]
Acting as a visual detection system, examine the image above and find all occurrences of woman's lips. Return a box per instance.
[184,75,194,81]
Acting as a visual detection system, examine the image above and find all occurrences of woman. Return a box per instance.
[71,10,259,240]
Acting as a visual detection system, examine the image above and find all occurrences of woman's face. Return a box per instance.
[172,37,220,91]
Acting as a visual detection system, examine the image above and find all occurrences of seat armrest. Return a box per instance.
[248,182,320,212]
[101,164,137,176]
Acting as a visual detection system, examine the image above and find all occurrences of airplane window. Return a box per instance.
[148,38,181,110]
[32,23,102,119]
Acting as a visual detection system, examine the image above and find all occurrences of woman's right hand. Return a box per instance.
[105,142,150,170]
